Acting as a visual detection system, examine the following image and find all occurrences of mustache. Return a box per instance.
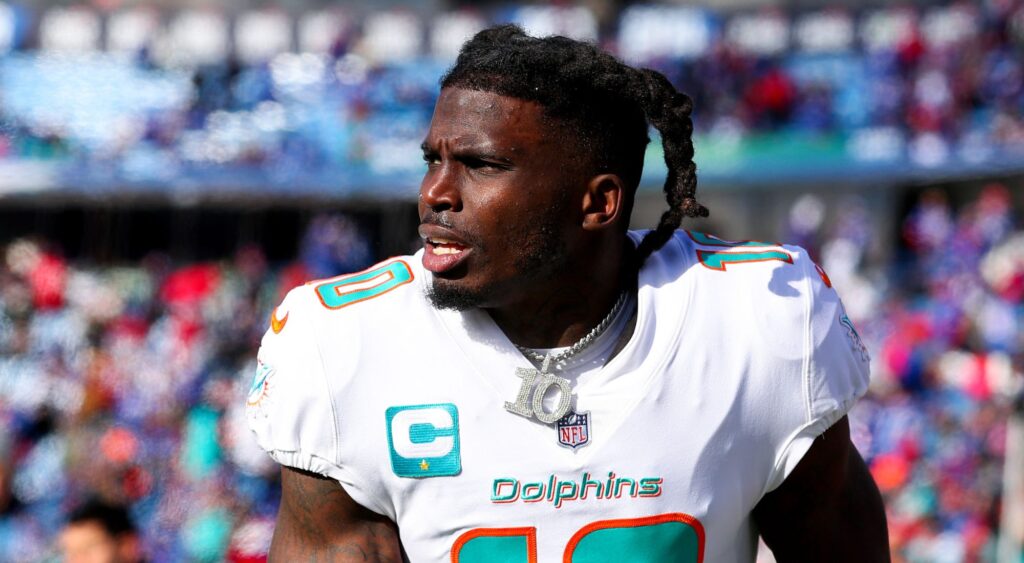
[419,211,480,246]
[419,210,456,229]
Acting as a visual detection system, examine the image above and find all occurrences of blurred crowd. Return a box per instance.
[0,215,374,561]
[0,186,1021,561]
[790,183,1024,563]
[0,2,1023,193]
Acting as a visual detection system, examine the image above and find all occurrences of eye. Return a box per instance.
[422,153,441,166]
[464,158,508,173]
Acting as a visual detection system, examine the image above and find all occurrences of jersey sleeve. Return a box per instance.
[246,284,395,518]
[762,248,871,493]
[246,286,341,479]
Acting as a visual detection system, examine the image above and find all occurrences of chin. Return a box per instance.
[425,280,488,311]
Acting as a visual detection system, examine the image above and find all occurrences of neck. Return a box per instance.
[487,235,634,348]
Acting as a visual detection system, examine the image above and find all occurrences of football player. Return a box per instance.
[248,25,889,562]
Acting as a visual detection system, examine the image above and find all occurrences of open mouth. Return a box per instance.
[426,237,468,255]
[422,236,472,274]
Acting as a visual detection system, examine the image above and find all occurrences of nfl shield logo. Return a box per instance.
[556,411,591,450]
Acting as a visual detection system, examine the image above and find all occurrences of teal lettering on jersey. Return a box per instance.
[489,472,663,509]
[385,403,461,478]
[569,517,703,563]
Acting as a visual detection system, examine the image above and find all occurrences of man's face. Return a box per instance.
[60,522,119,563]
[418,87,585,310]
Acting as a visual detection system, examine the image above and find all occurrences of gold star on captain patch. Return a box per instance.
[420,459,430,471]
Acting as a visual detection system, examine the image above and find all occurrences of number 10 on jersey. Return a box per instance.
[451,513,704,562]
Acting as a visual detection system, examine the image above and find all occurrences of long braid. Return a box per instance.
[632,68,709,270]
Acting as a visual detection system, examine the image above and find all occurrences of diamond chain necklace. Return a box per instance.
[505,290,630,424]
[514,290,629,369]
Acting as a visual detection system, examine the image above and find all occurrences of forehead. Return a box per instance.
[424,87,550,150]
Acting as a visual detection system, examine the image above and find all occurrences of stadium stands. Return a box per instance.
[0,3,1021,197]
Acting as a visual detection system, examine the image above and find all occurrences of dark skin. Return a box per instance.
[268,88,890,561]
[269,467,402,562]
[755,417,890,562]
[418,87,628,347]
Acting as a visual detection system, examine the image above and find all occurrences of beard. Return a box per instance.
[425,282,485,311]
[425,204,569,312]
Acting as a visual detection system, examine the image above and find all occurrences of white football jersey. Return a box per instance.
[247,230,870,563]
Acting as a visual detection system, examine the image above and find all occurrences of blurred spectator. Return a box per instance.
[300,214,372,279]
[61,500,143,563]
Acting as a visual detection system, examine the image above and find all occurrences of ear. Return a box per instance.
[581,174,626,231]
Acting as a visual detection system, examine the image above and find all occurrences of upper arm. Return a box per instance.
[270,466,402,562]
[753,416,890,563]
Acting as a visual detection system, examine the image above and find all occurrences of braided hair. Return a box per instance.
[441,24,709,271]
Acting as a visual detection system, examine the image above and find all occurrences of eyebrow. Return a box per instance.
[420,141,515,164]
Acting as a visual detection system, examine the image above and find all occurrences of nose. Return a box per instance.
[419,161,461,213]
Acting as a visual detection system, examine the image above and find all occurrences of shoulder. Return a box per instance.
[675,229,814,289]
[254,254,426,387]
[302,257,420,315]
[287,256,423,329]
[668,230,871,493]
[668,229,868,388]
[246,255,426,480]
[266,256,427,347]
[639,230,871,492]
[660,230,839,333]
[635,229,831,319]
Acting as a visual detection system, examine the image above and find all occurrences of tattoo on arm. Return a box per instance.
[269,467,402,562]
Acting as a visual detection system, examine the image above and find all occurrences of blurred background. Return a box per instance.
[0,0,1022,561]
